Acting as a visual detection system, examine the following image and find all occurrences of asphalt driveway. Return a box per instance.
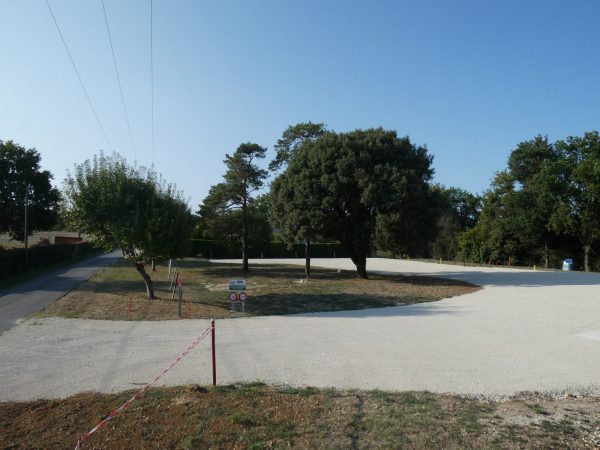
[0,249,121,334]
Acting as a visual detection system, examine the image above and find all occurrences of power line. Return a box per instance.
[150,0,155,166]
[101,0,136,160]
[44,0,114,153]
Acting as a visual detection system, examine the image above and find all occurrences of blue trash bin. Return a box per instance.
[562,259,573,271]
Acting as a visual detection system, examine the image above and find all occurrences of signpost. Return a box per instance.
[229,279,248,311]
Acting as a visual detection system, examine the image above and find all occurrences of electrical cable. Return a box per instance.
[101,0,136,160]
[150,0,155,166]
[44,0,114,152]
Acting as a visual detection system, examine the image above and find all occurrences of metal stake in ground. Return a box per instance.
[178,286,183,318]
[211,318,216,386]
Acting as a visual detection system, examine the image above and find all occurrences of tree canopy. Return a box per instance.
[269,122,326,172]
[63,152,193,298]
[0,140,60,240]
[459,132,600,271]
[274,128,437,278]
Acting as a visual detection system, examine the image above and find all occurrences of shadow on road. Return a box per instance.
[403,270,600,288]
[0,251,121,297]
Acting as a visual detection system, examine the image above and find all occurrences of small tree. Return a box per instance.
[0,140,60,240]
[200,143,267,271]
[63,153,192,298]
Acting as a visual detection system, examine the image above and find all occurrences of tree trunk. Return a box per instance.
[344,239,369,279]
[584,244,591,272]
[305,238,311,279]
[544,240,549,269]
[242,197,249,272]
[354,256,368,279]
[135,262,155,299]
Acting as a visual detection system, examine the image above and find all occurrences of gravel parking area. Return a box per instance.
[1,258,599,401]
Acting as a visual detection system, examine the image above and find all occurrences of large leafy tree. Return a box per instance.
[200,143,268,271]
[270,122,326,277]
[458,135,583,269]
[0,140,60,240]
[63,153,193,298]
[551,132,600,271]
[279,128,436,278]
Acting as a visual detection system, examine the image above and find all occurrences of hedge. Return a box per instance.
[0,242,98,280]
[188,239,350,259]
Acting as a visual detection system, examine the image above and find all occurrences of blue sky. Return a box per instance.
[2,1,599,209]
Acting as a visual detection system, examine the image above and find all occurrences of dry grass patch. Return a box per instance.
[37,258,480,320]
[2,385,600,449]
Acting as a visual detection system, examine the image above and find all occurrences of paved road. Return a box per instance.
[0,250,121,334]
[1,257,600,401]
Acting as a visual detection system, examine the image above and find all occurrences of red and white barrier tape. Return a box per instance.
[74,324,212,449]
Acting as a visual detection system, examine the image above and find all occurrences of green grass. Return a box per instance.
[37,258,479,320]
[1,384,599,449]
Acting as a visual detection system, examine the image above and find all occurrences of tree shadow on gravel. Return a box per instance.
[413,270,600,288]
[240,293,463,317]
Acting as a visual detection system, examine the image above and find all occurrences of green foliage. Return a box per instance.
[0,140,60,240]
[197,143,268,271]
[430,186,481,260]
[63,153,192,259]
[269,122,326,172]
[272,128,437,277]
[459,132,600,270]
[551,132,600,271]
[198,194,272,251]
[62,153,192,298]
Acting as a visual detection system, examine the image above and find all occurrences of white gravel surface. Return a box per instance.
[1,257,600,401]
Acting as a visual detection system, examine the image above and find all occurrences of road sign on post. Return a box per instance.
[228,279,247,291]
[228,279,247,312]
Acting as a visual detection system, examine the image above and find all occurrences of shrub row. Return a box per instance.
[188,239,350,259]
[0,242,98,280]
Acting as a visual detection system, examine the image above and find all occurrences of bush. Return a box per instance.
[0,242,98,280]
